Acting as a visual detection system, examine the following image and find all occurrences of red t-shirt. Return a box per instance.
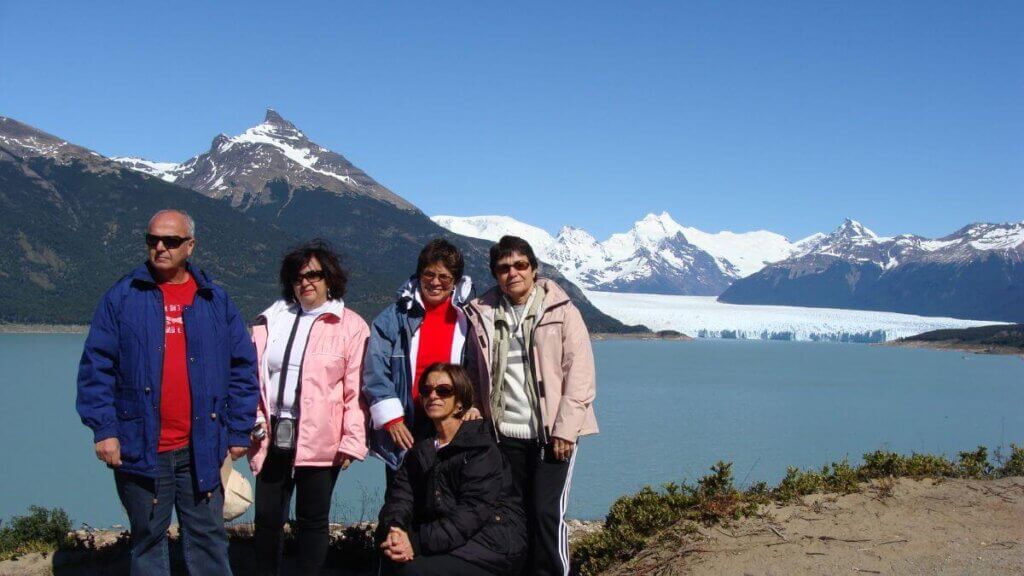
[412,297,458,403]
[157,275,197,453]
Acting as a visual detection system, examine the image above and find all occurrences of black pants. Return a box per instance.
[254,448,341,576]
[498,436,578,576]
[384,553,494,576]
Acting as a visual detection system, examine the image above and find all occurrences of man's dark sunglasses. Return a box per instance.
[145,234,192,249]
[418,383,455,399]
[293,270,326,284]
[494,260,531,275]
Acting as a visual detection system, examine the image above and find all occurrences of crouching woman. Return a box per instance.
[378,363,526,575]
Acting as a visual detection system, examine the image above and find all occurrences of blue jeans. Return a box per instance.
[115,445,232,576]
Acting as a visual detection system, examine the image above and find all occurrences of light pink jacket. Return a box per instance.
[248,300,370,475]
[464,278,598,444]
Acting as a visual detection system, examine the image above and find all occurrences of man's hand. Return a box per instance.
[228,447,248,460]
[552,437,575,462]
[380,527,414,563]
[461,407,482,421]
[386,421,415,451]
[95,437,122,467]
[339,457,352,471]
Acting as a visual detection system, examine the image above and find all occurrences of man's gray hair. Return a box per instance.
[149,209,196,238]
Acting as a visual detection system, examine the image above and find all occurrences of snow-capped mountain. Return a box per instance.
[432,212,806,295]
[115,109,415,211]
[0,116,112,170]
[782,217,1024,270]
[720,218,1024,322]
[109,157,180,182]
[432,215,557,255]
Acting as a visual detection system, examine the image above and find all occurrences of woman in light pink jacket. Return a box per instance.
[248,240,370,576]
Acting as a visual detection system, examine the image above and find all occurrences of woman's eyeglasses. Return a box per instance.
[145,234,191,249]
[293,270,326,284]
[418,383,455,399]
[494,260,531,275]
[420,271,454,287]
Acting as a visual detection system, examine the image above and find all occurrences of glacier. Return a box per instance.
[584,291,1006,342]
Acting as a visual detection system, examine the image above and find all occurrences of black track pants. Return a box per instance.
[498,435,578,576]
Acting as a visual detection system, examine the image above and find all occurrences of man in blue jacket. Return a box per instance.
[77,209,259,576]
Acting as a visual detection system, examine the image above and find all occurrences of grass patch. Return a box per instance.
[0,506,73,560]
[573,443,1024,575]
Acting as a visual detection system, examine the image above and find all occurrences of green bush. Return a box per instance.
[997,444,1024,477]
[575,462,763,576]
[957,446,992,478]
[0,506,72,559]
[775,459,860,501]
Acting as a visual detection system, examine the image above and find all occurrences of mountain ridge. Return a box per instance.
[434,213,1024,322]
[0,113,639,333]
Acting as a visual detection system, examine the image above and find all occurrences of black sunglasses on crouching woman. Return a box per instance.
[418,382,455,399]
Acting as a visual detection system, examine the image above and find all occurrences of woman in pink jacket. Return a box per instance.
[248,240,370,576]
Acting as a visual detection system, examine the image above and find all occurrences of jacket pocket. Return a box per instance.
[115,397,145,462]
[475,517,512,554]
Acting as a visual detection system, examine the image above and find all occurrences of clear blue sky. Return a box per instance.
[1,1,1020,240]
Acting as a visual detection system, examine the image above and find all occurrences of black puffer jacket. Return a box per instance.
[378,419,526,573]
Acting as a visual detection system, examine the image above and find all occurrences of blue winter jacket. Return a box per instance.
[362,276,475,470]
[76,263,260,493]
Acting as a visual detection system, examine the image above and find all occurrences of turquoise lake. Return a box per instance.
[3,334,1023,528]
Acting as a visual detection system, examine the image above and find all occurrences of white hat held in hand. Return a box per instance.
[220,457,253,521]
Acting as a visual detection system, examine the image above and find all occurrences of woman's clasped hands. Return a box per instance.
[380,526,415,563]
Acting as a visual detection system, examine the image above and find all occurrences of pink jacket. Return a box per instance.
[248,300,370,475]
[464,278,598,444]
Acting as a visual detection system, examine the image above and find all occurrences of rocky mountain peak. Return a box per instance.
[162,111,416,212]
[211,133,231,150]
[834,218,877,239]
[263,108,293,128]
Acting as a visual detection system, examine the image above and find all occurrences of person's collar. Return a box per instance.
[133,261,212,291]
[257,298,344,324]
[302,298,345,317]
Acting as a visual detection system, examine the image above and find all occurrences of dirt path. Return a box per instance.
[609,477,1024,575]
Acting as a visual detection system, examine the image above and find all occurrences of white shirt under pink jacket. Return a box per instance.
[248,299,370,475]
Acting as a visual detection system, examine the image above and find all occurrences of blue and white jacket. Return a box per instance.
[361,276,475,470]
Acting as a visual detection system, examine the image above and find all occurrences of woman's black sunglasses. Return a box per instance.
[293,270,326,284]
[418,383,455,399]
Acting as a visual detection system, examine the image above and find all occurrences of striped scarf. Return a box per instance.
[489,285,545,436]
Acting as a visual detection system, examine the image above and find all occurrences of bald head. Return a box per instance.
[148,210,195,238]
[146,209,196,282]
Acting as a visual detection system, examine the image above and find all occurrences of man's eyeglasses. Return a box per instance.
[494,260,531,275]
[420,271,455,287]
[145,234,191,249]
[293,270,326,285]
[418,383,455,399]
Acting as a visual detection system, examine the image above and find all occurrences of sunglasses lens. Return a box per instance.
[295,270,325,284]
[419,384,454,398]
[497,261,530,274]
[422,272,454,286]
[146,235,187,248]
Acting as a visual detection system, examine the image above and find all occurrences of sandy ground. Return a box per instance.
[608,477,1024,576]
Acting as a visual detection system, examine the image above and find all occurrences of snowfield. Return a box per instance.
[584,292,1006,342]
